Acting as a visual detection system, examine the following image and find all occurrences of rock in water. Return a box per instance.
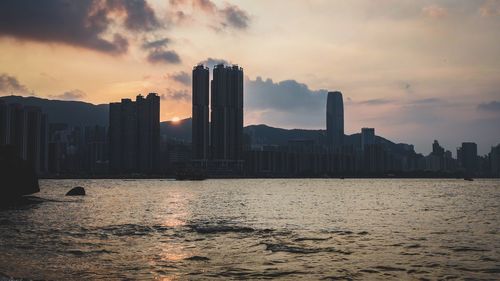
[66,186,85,196]
[0,145,40,202]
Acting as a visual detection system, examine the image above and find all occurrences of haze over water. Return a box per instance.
[1,179,499,280]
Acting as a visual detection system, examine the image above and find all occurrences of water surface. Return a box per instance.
[1,179,499,280]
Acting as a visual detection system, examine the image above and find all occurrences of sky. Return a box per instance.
[0,0,499,155]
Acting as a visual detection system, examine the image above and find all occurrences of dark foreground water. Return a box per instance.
[1,179,499,280]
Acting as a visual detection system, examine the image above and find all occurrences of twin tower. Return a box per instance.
[192,64,244,161]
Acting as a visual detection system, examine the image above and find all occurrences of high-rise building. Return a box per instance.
[109,102,122,173]
[192,64,210,160]
[137,93,160,173]
[490,144,500,177]
[457,142,478,175]
[84,125,108,174]
[432,140,445,156]
[24,106,47,174]
[210,64,244,160]
[0,102,47,174]
[108,93,160,174]
[0,100,10,145]
[361,128,375,150]
[326,91,344,150]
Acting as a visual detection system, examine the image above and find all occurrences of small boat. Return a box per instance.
[464,177,474,181]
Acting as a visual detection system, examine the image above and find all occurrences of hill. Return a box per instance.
[0,95,416,154]
[0,95,108,127]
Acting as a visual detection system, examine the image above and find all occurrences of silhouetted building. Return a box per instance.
[210,64,244,161]
[326,91,344,150]
[0,102,47,174]
[48,125,84,174]
[137,94,160,173]
[192,64,210,160]
[361,128,375,150]
[109,93,160,174]
[363,143,386,174]
[24,106,48,174]
[429,140,445,171]
[8,104,26,158]
[490,144,500,177]
[0,100,10,145]
[457,142,478,175]
[432,140,445,156]
[83,125,108,174]
[288,139,315,154]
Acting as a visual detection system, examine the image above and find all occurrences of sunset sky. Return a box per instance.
[0,0,499,154]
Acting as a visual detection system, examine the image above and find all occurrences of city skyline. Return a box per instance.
[0,0,500,155]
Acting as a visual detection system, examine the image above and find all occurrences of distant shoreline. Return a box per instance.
[39,175,499,180]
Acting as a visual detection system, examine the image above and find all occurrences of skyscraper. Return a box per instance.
[210,64,244,161]
[108,93,160,174]
[0,100,11,145]
[0,102,47,174]
[457,142,478,175]
[326,91,344,150]
[137,93,160,173]
[192,64,210,160]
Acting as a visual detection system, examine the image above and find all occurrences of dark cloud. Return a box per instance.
[50,89,86,100]
[220,5,250,29]
[0,0,160,55]
[142,38,170,49]
[147,50,181,64]
[245,77,328,128]
[142,38,181,65]
[168,71,191,86]
[110,0,160,31]
[162,89,190,101]
[478,101,500,112]
[199,58,229,68]
[0,73,32,95]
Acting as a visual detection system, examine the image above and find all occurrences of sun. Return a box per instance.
[171,116,180,123]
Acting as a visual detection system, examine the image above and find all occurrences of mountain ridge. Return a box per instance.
[0,95,416,154]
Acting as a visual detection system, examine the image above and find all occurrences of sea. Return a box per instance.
[0,179,499,280]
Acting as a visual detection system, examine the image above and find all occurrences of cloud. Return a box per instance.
[480,0,500,17]
[245,77,328,128]
[147,49,181,64]
[142,38,170,49]
[0,73,33,95]
[192,0,217,13]
[220,4,250,29]
[422,4,448,19]
[167,71,191,86]
[478,101,500,112]
[50,89,86,100]
[161,89,190,101]
[169,0,250,30]
[142,37,181,65]
[0,0,160,55]
[109,0,160,31]
[199,57,229,68]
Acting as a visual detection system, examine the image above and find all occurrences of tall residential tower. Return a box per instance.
[326,91,344,150]
[192,64,210,160]
[109,93,160,174]
[211,64,244,161]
